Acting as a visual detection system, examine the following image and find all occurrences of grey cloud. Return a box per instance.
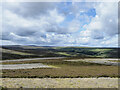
[101,15,118,37]
[92,30,104,39]
[45,24,68,34]
[16,28,36,36]
[2,33,12,40]
[118,2,120,35]
[5,2,56,18]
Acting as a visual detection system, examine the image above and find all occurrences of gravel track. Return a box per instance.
[65,58,119,66]
[0,78,118,88]
[0,57,64,63]
[0,58,119,69]
[0,63,54,69]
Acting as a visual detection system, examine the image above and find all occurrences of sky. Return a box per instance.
[0,1,118,47]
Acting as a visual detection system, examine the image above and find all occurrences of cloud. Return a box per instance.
[67,19,81,33]
[80,2,118,47]
[1,2,118,47]
[4,2,56,18]
[84,2,118,38]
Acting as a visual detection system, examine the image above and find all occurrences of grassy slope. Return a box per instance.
[1,48,34,55]
[1,45,119,60]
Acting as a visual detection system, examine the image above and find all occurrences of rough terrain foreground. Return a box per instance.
[0,78,118,88]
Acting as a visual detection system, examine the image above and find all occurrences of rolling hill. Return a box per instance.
[0,45,119,60]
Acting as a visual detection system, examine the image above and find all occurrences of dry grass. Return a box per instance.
[2,59,118,78]
[2,66,118,78]
[108,60,120,62]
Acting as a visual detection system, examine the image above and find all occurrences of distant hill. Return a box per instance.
[0,45,119,60]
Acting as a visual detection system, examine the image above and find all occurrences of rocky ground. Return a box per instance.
[0,78,118,88]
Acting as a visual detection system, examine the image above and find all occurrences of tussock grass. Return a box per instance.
[2,59,118,78]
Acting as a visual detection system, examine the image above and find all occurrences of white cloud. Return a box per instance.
[49,9,65,23]
[80,2,118,47]
[1,2,118,47]
[68,20,81,32]
[87,3,117,36]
